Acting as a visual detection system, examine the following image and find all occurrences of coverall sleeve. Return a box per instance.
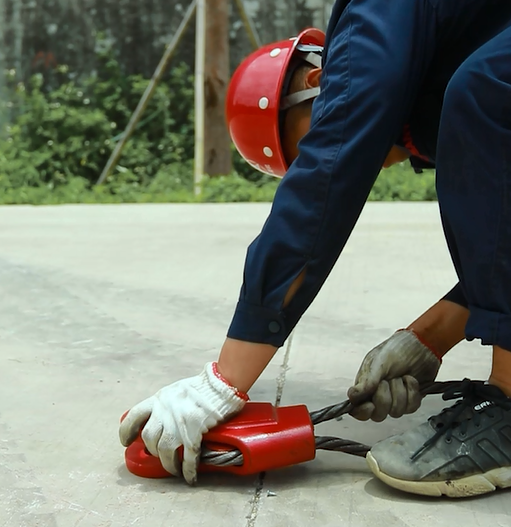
[228,0,438,347]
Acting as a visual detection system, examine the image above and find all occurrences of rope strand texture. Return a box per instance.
[196,380,457,467]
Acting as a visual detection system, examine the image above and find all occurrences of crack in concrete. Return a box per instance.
[244,331,294,527]
[245,473,265,527]
[274,331,294,408]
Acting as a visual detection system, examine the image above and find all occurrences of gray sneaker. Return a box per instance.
[367,379,511,497]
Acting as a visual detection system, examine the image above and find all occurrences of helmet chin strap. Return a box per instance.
[280,87,320,110]
[280,49,322,111]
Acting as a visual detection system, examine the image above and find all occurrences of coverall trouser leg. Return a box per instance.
[436,24,511,350]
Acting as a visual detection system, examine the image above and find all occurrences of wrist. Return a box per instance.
[199,362,248,415]
[217,338,278,393]
[406,300,469,358]
[399,328,442,362]
[210,362,249,401]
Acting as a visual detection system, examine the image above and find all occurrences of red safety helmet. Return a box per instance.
[226,28,325,177]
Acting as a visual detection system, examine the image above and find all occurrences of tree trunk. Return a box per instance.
[204,0,232,176]
[0,0,6,130]
[0,0,5,72]
[12,0,24,80]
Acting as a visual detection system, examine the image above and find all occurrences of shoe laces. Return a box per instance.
[411,378,511,460]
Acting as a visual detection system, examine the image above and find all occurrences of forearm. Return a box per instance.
[217,271,305,393]
[218,297,468,393]
[407,299,469,357]
[217,338,278,393]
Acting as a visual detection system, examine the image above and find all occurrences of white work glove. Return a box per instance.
[119,362,247,485]
[348,329,441,422]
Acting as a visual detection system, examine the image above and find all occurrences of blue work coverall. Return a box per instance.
[228,0,511,351]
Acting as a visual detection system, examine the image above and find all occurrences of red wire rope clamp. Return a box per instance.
[122,402,316,478]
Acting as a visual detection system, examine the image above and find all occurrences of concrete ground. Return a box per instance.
[0,202,507,527]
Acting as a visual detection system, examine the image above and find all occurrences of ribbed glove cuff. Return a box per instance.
[397,328,442,363]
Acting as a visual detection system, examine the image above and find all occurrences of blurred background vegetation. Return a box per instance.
[0,0,437,204]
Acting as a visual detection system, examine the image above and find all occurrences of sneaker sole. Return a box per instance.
[366,452,511,498]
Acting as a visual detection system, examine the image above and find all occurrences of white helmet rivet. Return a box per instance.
[258,97,269,110]
[270,48,281,58]
[263,146,273,158]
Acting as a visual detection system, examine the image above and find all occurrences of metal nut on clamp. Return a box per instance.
[122,402,316,478]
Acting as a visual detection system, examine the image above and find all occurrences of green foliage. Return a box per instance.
[0,166,436,205]
[201,173,279,202]
[0,171,278,205]
[369,163,437,201]
[0,56,195,190]
[0,51,437,206]
[1,71,113,188]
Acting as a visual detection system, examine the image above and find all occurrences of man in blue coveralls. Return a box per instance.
[120,0,511,497]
